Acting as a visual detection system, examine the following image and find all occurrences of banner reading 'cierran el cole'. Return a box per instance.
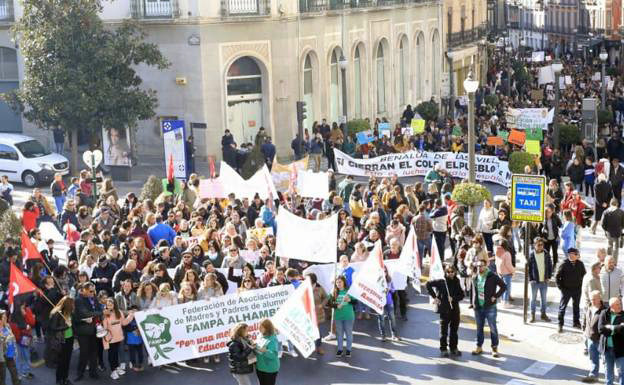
[333,149,511,187]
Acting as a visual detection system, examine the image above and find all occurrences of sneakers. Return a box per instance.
[392,336,401,342]
[492,347,500,358]
[450,350,461,356]
[541,313,551,322]
[336,350,343,357]
[110,371,119,380]
[323,333,336,342]
[471,347,483,355]
[118,363,126,371]
[316,347,325,355]
[581,375,597,383]
[345,350,351,358]
[203,357,210,364]
[441,350,450,358]
[214,355,221,363]
[558,325,563,333]
[381,335,387,342]
[115,368,125,376]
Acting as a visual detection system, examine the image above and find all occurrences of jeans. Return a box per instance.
[607,235,621,262]
[558,289,581,326]
[233,373,256,385]
[417,238,432,268]
[377,305,398,338]
[483,233,494,254]
[54,195,66,215]
[605,347,624,385]
[335,319,354,352]
[545,238,559,267]
[474,306,499,348]
[501,274,512,302]
[587,339,600,378]
[394,290,408,318]
[440,305,460,351]
[530,281,549,315]
[128,344,143,367]
[55,141,64,154]
[16,344,31,376]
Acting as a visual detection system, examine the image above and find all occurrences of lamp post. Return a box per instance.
[339,53,348,138]
[552,58,563,149]
[600,47,608,109]
[505,44,512,96]
[464,71,479,183]
[447,51,456,119]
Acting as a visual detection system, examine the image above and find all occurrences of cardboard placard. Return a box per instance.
[411,119,425,134]
[525,140,541,155]
[526,126,543,141]
[508,130,526,146]
[487,136,504,147]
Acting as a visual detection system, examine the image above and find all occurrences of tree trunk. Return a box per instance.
[70,129,79,177]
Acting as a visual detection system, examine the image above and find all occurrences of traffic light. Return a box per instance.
[296,101,307,126]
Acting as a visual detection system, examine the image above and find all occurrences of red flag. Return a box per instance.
[8,262,38,304]
[208,156,216,179]
[167,154,174,183]
[21,231,43,262]
[301,280,317,327]
[64,220,79,246]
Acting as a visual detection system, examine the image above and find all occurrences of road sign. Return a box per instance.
[511,174,546,222]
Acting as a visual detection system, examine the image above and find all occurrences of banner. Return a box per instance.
[333,149,511,187]
[199,162,278,200]
[506,108,550,131]
[161,120,187,179]
[271,157,308,192]
[135,285,293,366]
[271,279,319,358]
[531,51,545,62]
[275,208,337,263]
[395,229,421,292]
[296,171,329,199]
[347,242,387,315]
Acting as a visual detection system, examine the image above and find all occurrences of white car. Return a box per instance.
[0,134,69,187]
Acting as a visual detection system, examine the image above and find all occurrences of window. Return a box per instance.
[15,140,49,158]
[376,43,386,114]
[0,144,17,161]
[415,33,424,100]
[0,48,17,81]
[303,53,314,130]
[399,36,408,107]
[432,31,440,96]
[330,48,341,123]
[227,57,262,96]
[354,45,362,118]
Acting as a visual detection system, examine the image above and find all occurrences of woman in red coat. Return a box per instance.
[21,201,40,233]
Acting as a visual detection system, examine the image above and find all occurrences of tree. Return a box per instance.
[2,0,170,174]
[416,101,439,122]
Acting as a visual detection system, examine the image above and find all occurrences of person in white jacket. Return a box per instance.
[477,198,498,254]
[600,256,624,302]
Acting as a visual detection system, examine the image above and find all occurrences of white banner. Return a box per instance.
[347,242,387,315]
[538,66,554,85]
[395,229,421,292]
[333,149,511,187]
[199,162,278,200]
[271,279,319,358]
[271,157,308,192]
[135,285,293,366]
[296,171,329,199]
[531,51,545,62]
[275,208,337,263]
[506,108,551,131]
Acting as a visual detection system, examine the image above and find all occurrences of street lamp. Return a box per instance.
[447,51,457,119]
[600,47,608,109]
[338,53,348,138]
[552,59,563,149]
[464,71,479,184]
[505,45,512,96]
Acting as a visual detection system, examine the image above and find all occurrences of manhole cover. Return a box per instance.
[549,332,584,344]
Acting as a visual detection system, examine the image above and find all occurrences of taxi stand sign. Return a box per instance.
[511,174,546,223]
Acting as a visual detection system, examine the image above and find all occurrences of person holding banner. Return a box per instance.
[306,273,328,355]
[227,323,256,385]
[426,265,464,357]
[328,276,355,358]
[254,319,280,385]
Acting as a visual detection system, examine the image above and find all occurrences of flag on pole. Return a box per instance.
[397,229,422,292]
[8,262,38,304]
[271,278,319,358]
[428,236,445,281]
[208,156,216,179]
[347,241,387,315]
[21,231,43,262]
[167,154,174,183]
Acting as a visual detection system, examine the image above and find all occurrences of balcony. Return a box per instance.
[130,0,179,19]
[221,0,271,17]
[299,0,432,13]
[0,0,14,22]
[447,26,487,49]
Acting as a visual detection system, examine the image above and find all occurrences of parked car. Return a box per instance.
[0,134,69,187]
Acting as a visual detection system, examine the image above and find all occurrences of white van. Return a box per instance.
[0,134,69,187]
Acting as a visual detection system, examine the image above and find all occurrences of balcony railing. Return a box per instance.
[300,0,433,12]
[447,26,487,49]
[0,0,14,22]
[221,0,271,17]
[131,0,179,19]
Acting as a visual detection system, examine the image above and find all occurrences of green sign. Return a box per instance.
[526,126,543,141]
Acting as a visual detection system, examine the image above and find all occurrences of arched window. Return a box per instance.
[415,33,424,100]
[354,45,362,118]
[303,53,314,130]
[431,31,440,97]
[226,56,265,143]
[376,42,386,114]
[399,36,408,107]
[227,56,262,96]
[330,48,340,123]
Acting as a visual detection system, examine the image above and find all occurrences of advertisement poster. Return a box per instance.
[102,127,132,166]
[161,120,187,179]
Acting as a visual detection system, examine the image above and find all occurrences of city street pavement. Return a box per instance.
[9,158,602,384]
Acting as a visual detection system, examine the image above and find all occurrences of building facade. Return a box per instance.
[0,0,442,162]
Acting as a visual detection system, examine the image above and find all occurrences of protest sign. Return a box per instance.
[531,51,544,62]
[525,140,541,155]
[506,108,550,131]
[199,162,277,200]
[412,119,425,134]
[564,75,572,85]
[452,125,463,137]
[592,72,601,81]
[246,227,274,243]
[526,126,543,141]
[508,130,526,146]
[272,279,319,358]
[378,122,391,138]
[356,131,375,145]
[271,157,308,192]
[333,149,512,186]
[275,208,337,263]
[530,90,542,102]
[296,170,329,199]
[347,242,387,315]
[538,66,554,85]
[559,76,565,90]
[135,285,294,366]
[498,130,509,141]
[487,136,504,147]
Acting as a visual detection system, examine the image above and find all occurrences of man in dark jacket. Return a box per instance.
[112,260,141,292]
[602,198,624,262]
[610,158,624,206]
[598,297,624,385]
[607,131,624,160]
[593,174,614,234]
[556,248,587,332]
[426,265,465,357]
[470,260,506,357]
[528,238,553,323]
[91,256,116,296]
[72,282,102,381]
[582,290,605,383]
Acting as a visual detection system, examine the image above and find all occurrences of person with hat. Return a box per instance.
[470,259,506,357]
[173,250,201,291]
[556,247,587,332]
[426,265,465,357]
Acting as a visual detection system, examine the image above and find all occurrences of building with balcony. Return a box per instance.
[0,0,442,161]
[506,0,546,50]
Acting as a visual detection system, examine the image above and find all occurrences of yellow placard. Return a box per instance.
[411,119,425,134]
[525,140,541,155]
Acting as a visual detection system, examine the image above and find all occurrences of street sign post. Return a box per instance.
[82,150,103,200]
[511,174,546,324]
